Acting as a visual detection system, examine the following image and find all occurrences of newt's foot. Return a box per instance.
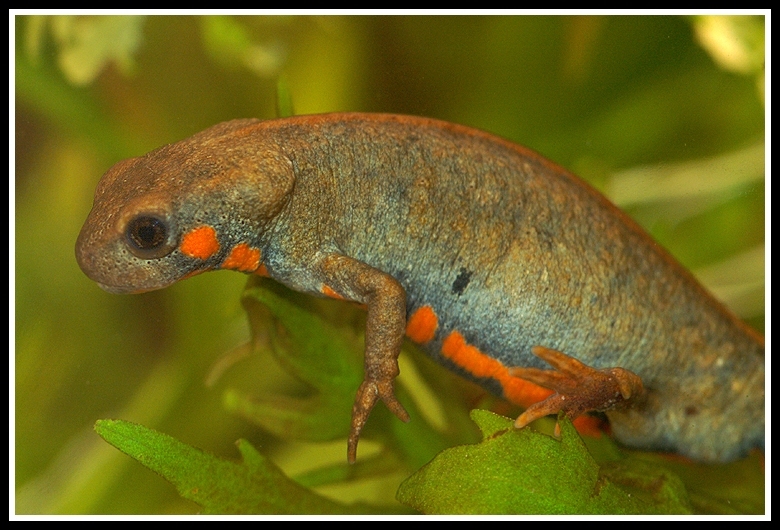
[510,346,644,436]
[348,379,410,463]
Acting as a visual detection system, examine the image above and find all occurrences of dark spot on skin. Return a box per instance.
[395,269,409,285]
[452,267,472,296]
[685,406,699,416]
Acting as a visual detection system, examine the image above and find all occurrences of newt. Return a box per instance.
[76,113,764,463]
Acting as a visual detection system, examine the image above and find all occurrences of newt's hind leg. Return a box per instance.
[510,346,644,436]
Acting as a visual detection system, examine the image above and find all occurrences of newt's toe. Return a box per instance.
[510,346,644,432]
[348,378,409,463]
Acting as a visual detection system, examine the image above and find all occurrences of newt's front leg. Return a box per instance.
[318,254,411,463]
[511,346,644,436]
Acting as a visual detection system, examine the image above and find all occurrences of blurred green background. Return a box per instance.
[14,15,765,514]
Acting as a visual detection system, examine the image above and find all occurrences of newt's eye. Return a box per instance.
[125,215,177,259]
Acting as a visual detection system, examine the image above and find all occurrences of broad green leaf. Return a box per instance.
[94,419,372,514]
[396,410,693,514]
[622,449,766,515]
[227,278,365,442]
[227,277,467,471]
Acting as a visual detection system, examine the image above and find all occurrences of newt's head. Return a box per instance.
[76,119,294,294]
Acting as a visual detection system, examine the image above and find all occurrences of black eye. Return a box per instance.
[125,215,176,259]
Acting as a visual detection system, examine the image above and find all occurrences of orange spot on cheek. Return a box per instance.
[222,243,261,272]
[180,226,220,260]
[406,306,438,344]
[441,331,553,409]
[254,264,270,277]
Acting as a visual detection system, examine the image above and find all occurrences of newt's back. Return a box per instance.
[255,114,764,462]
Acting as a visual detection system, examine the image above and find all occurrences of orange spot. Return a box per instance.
[657,452,697,465]
[406,306,438,344]
[572,416,604,438]
[180,226,220,260]
[320,285,367,310]
[222,243,261,272]
[254,264,270,277]
[322,285,345,300]
[441,331,553,409]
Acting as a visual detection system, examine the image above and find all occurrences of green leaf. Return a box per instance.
[33,15,146,86]
[396,410,693,515]
[623,449,766,515]
[94,419,371,514]
[227,278,364,443]
[228,277,466,470]
[199,16,283,77]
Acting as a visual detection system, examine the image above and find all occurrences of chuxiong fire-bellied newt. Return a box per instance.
[76,113,764,463]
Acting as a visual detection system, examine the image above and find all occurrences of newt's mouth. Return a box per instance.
[96,282,153,295]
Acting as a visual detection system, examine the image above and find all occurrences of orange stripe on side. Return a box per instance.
[222,243,261,272]
[406,306,438,344]
[254,264,270,277]
[441,331,553,409]
[322,285,345,300]
[572,416,605,438]
[180,226,220,260]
